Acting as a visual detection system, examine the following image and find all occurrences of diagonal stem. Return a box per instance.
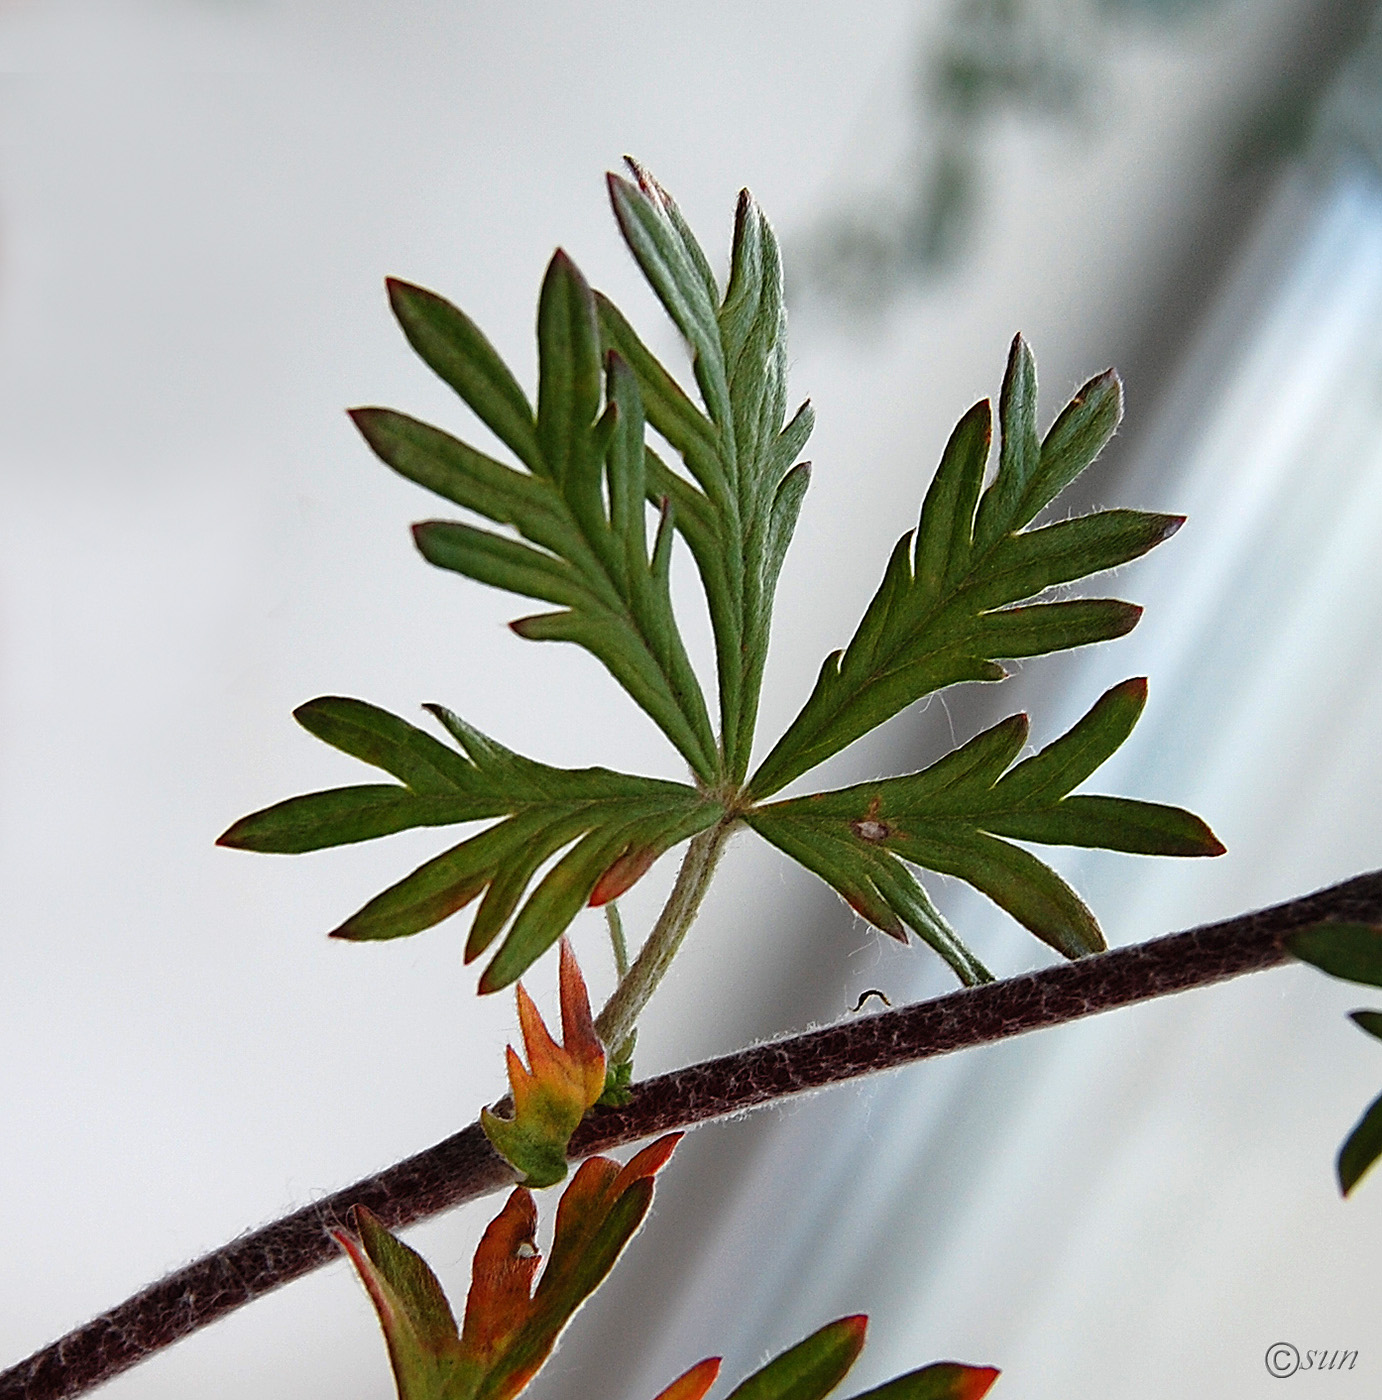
[6,868,1382,1400]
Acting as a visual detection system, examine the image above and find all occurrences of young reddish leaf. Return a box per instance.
[339,1154,999,1400]
[338,1135,680,1400]
[333,1205,470,1400]
[537,1133,680,1295]
[651,1358,724,1400]
[482,940,607,1186]
[471,1134,682,1400]
[459,1187,542,1365]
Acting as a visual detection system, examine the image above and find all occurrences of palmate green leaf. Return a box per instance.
[599,159,813,782]
[351,254,718,782]
[218,698,721,992]
[748,335,1182,799]
[747,679,1223,979]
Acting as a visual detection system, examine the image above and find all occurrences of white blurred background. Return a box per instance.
[3,1,1382,1396]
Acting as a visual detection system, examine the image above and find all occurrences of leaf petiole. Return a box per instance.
[595,819,739,1054]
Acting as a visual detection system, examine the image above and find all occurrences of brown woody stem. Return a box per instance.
[5,867,1381,1400]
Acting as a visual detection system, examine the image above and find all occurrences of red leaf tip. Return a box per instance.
[614,1132,682,1189]
[953,1365,1001,1400]
[622,155,659,199]
[590,845,659,906]
[650,1356,723,1400]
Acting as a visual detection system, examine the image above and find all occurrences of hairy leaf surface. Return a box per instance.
[749,335,1182,798]
[748,679,1223,978]
[600,160,812,781]
[353,257,717,780]
[219,697,721,991]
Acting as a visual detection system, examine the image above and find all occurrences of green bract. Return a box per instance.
[222,162,1219,1002]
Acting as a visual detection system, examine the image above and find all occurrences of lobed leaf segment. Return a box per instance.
[218,697,720,992]
[748,333,1177,798]
[599,158,810,784]
[1286,922,1382,1196]
[335,1134,999,1400]
[647,1319,999,1400]
[356,254,718,781]
[750,679,1223,983]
